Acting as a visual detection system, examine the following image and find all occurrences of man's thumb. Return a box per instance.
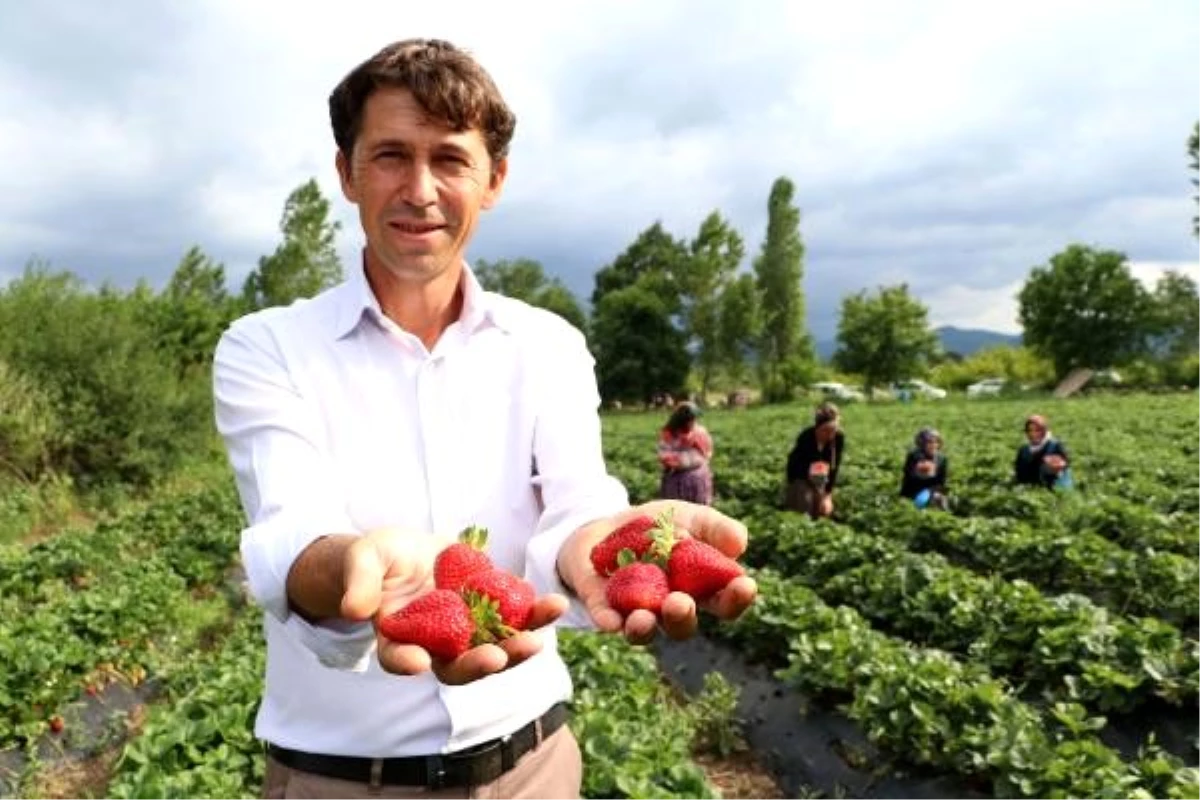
[341,539,385,621]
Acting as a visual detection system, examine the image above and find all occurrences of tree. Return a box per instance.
[753,177,816,401]
[1189,121,1198,238]
[242,179,344,309]
[590,280,690,404]
[1017,244,1153,379]
[151,246,241,375]
[591,221,689,313]
[1150,270,1199,359]
[474,258,588,333]
[716,273,761,385]
[683,211,745,395]
[833,284,939,392]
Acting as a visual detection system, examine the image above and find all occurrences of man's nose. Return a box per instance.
[401,161,437,207]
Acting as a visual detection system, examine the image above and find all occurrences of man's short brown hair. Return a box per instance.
[328,38,516,165]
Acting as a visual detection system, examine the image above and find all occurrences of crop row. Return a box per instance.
[836,497,1198,627]
[736,507,1198,714]
[703,567,1199,799]
[0,485,244,743]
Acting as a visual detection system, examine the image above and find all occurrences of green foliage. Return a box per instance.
[683,211,745,395]
[0,265,213,488]
[754,177,816,399]
[591,281,690,404]
[0,359,63,482]
[833,284,939,391]
[716,273,761,386]
[241,178,344,310]
[1018,244,1154,378]
[1149,270,1199,360]
[591,221,689,313]
[928,345,1055,391]
[147,246,243,378]
[474,257,588,333]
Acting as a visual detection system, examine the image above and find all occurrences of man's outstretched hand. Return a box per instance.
[556,501,758,645]
[337,529,567,684]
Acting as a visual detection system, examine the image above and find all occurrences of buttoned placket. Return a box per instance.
[415,352,449,537]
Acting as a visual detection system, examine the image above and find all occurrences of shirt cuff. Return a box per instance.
[524,476,630,630]
[240,514,377,669]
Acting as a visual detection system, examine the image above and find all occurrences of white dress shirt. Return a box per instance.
[212,259,629,758]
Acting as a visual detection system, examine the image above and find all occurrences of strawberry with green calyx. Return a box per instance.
[605,549,671,615]
[590,509,678,577]
[665,537,744,601]
[461,568,536,633]
[434,524,493,592]
[379,588,506,661]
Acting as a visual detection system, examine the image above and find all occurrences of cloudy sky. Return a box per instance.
[2,0,1197,338]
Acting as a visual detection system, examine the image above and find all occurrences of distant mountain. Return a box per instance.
[815,326,1022,362]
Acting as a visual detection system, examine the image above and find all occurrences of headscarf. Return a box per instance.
[665,401,699,435]
[1025,414,1054,452]
[814,402,840,427]
[914,427,942,451]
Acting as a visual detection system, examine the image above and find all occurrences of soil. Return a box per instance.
[653,634,988,800]
[696,750,790,799]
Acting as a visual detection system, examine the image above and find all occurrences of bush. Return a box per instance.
[0,267,213,488]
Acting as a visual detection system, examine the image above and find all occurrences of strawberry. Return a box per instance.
[434,525,493,592]
[605,558,670,616]
[49,715,64,734]
[590,511,676,577]
[462,568,536,632]
[666,538,744,601]
[379,589,477,661]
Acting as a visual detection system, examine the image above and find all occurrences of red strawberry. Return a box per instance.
[605,560,670,616]
[379,589,476,661]
[591,512,676,577]
[666,538,744,601]
[434,525,493,592]
[49,716,64,734]
[462,568,536,632]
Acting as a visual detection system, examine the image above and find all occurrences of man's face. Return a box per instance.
[335,86,507,285]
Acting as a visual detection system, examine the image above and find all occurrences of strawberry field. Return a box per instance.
[0,391,1196,798]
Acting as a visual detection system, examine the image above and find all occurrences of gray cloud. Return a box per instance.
[2,0,1197,339]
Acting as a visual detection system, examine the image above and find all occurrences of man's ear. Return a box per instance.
[336,149,358,204]
[481,157,508,210]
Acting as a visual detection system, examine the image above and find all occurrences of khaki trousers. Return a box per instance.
[263,726,583,800]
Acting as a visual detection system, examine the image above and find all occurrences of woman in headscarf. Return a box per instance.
[784,402,844,519]
[900,427,949,510]
[657,401,715,505]
[1013,413,1072,489]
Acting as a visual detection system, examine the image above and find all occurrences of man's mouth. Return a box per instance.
[388,220,445,234]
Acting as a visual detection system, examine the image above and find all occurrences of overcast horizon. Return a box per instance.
[2,0,1197,337]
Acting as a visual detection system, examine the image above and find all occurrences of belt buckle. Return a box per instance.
[425,756,447,791]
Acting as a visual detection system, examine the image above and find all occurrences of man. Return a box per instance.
[783,402,844,519]
[212,38,756,799]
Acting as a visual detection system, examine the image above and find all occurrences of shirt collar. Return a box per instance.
[332,251,510,340]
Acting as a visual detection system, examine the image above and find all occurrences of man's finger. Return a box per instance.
[525,594,569,630]
[376,640,432,676]
[622,609,659,645]
[497,630,545,669]
[660,591,698,640]
[432,644,508,685]
[576,572,623,633]
[704,575,758,621]
[341,539,385,621]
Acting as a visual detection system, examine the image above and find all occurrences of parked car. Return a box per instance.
[894,379,948,400]
[811,381,865,402]
[966,377,1007,398]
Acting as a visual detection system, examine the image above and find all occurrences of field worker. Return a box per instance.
[212,38,757,800]
[1013,413,1073,490]
[900,427,950,510]
[656,401,715,505]
[784,402,844,519]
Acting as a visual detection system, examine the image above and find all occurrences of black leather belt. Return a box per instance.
[267,702,569,789]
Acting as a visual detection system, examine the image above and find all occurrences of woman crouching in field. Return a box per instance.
[657,401,715,505]
[784,402,844,519]
[900,427,950,510]
[1014,414,1073,490]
